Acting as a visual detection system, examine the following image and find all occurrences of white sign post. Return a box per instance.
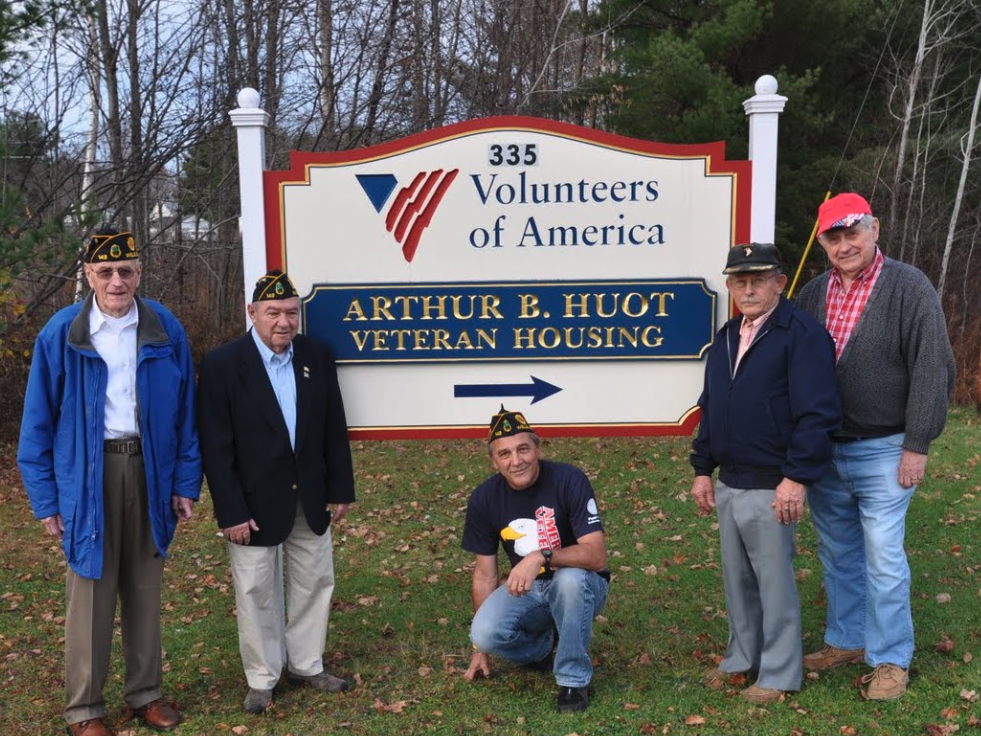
[235,78,785,440]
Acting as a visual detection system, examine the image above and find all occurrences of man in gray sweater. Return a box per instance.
[796,192,955,701]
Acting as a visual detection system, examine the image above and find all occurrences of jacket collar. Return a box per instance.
[68,294,169,353]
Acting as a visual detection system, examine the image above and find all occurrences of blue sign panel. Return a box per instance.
[303,280,716,364]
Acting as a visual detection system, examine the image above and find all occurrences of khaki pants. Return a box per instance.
[228,502,335,690]
[64,451,164,724]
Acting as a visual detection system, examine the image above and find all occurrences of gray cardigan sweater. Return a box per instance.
[796,256,955,454]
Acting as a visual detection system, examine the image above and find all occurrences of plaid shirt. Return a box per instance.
[824,248,885,361]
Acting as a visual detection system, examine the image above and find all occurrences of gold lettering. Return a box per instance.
[392,295,419,320]
[371,330,389,350]
[641,325,663,347]
[370,296,395,321]
[351,331,370,351]
[519,294,541,318]
[420,295,447,320]
[451,295,476,320]
[621,292,649,318]
[617,326,638,348]
[563,327,584,349]
[538,327,561,349]
[475,328,497,350]
[393,329,412,350]
[344,299,367,322]
[650,292,675,317]
[480,295,503,319]
[455,331,474,350]
[596,293,619,319]
[412,329,430,349]
[563,293,590,318]
[513,327,535,349]
[433,329,452,350]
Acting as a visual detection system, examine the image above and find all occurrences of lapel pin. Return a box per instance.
[303,365,310,378]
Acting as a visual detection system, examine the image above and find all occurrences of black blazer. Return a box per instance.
[197,331,355,546]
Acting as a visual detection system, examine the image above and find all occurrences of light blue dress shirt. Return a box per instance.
[251,329,297,450]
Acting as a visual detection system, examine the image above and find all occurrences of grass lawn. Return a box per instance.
[1,407,979,735]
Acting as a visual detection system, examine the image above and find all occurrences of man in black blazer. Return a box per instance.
[198,270,355,714]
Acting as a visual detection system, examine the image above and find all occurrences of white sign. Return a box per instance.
[263,118,750,438]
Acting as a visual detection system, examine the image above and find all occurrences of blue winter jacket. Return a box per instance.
[18,295,202,579]
[690,296,842,489]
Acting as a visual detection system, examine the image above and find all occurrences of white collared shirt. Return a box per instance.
[89,300,140,439]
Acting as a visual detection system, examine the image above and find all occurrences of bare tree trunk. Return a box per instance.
[318,0,336,131]
[364,0,401,143]
[97,0,123,203]
[889,0,933,250]
[938,68,981,299]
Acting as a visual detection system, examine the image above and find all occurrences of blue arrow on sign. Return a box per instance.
[454,376,562,405]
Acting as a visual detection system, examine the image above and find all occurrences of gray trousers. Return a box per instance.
[64,451,164,724]
[716,481,802,691]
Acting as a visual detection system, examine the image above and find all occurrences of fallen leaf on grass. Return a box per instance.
[935,635,955,653]
[417,665,433,677]
[936,593,952,604]
[685,715,706,725]
[960,688,979,702]
[941,707,959,719]
[374,698,410,714]
[839,727,857,736]
[925,725,960,736]
[231,727,248,735]
[624,703,640,710]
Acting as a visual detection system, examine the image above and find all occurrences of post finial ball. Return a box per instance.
[237,88,261,109]
[755,75,779,96]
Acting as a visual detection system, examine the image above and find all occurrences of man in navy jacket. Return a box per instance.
[690,243,841,703]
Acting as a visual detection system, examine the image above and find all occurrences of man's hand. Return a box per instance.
[463,651,491,681]
[330,503,352,524]
[691,475,716,514]
[40,514,64,539]
[172,496,194,521]
[506,553,542,596]
[898,449,928,489]
[772,478,806,524]
[224,519,260,545]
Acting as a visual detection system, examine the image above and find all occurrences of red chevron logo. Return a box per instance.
[358,169,459,263]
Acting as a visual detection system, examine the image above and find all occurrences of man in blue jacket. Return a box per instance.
[690,243,841,704]
[18,227,202,736]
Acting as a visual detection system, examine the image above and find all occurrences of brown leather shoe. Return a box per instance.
[862,664,909,700]
[131,699,181,731]
[741,683,786,704]
[66,718,115,736]
[803,644,865,671]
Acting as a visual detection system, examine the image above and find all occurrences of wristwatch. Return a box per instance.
[541,548,553,570]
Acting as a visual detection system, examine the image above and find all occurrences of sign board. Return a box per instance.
[263,117,750,439]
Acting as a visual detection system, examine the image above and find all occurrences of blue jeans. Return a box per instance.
[470,567,609,688]
[807,434,915,667]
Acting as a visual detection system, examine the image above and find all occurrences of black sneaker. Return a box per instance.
[557,685,589,712]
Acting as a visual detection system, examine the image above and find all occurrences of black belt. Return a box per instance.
[105,438,142,454]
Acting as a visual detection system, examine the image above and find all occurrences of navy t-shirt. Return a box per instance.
[461,460,604,577]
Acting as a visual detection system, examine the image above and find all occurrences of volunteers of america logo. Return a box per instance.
[356,169,459,263]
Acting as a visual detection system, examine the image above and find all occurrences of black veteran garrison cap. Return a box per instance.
[86,226,138,263]
[489,405,534,441]
[252,269,299,302]
[722,242,782,274]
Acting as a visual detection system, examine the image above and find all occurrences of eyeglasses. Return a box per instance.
[91,266,138,281]
[727,274,777,291]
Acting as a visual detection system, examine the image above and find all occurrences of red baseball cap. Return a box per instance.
[817,193,873,236]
